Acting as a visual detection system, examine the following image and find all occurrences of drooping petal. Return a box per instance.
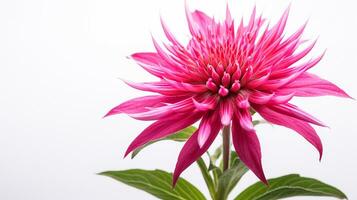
[254,105,323,160]
[173,111,221,186]
[232,113,267,184]
[279,72,351,98]
[219,98,234,126]
[124,111,203,157]
[268,103,326,127]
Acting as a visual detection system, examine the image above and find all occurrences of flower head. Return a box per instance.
[106,4,350,185]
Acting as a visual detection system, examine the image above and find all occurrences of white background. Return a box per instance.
[0,0,356,199]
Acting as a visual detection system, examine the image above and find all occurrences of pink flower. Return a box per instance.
[106,4,350,185]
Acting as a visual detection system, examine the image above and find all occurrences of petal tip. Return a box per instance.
[103,109,119,118]
[172,174,179,188]
[102,112,110,118]
[123,149,131,158]
[318,147,323,161]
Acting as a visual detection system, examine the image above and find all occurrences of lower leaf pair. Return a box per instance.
[100,169,346,200]
[100,126,347,200]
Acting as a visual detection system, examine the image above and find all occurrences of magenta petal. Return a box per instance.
[173,111,221,186]
[192,10,213,33]
[249,91,274,104]
[232,113,267,184]
[192,95,218,111]
[124,112,203,157]
[254,105,323,160]
[268,92,295,104]
[185,2,199,36]
[280,72,351,98]
[269,103,326,127]
[128,106,175,121]
[128,98,195,121]
[164,78,208,93]
[197,113,214,147]
[219,99,234,126]
[104,95,180,117]
[124,80,204,96]
[160,17,182,46]
[131,53,164,78]
[236,108,254,131]
[246,70,271,88]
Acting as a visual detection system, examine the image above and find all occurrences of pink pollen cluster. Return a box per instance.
[206,64,241,97]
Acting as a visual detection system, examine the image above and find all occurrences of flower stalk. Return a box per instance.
[222,125,230,171]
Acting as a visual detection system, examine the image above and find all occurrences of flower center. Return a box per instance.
[205,63,242,97]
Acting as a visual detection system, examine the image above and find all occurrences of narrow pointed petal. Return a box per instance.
[192,10,214,36]
[249,91,274,104]
[160,17,182,46]
[129,98,195,121]
[164,78,208,93]
[123,80,179,95]
[124,80,206,96]
[225,3,232,25]
[246,70,271,88]
[232,113,267,184]
[268,92,295,104]
[254,105,323,160]
[151,36,183,70]
[131,53,164,77]
[185,2,199,36]
[173,111,221,186]
[269,103,326,127]
[105,95,182,117]
[280,72,351,98]
[128,106,175,121]
[124,112,203,157]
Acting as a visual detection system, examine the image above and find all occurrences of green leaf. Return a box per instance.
[206,146,223,189]
[131,126,197,158]
[100,169,206,200]
[208,146,222,171]
[215,151,249,200]
[252,119,269,126]
[196,158,216,200]
[235,174,347,200]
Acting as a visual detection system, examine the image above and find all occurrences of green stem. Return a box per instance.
[222,125,231,171]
